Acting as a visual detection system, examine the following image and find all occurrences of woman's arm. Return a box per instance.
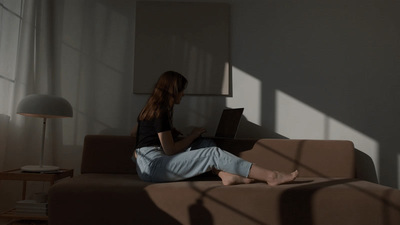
[158,127,206,155]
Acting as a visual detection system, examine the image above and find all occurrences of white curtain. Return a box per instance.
[1,0,139,211]
[0,0,55,210]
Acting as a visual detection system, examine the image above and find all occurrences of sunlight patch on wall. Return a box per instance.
[226,67,261,125]
[328,117,380,176]
[276,90,380,175]
[276,91,326,139]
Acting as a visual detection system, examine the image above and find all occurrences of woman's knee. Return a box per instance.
[204,147,225,158]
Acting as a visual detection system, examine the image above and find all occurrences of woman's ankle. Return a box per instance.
[218,171,254,186]
[266,170,299,186]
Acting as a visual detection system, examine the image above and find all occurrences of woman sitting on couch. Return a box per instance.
[132,71,298,186]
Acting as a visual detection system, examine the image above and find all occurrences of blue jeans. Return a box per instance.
[133,138,252,182]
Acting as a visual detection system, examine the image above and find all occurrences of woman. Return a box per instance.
[133,71,298,185]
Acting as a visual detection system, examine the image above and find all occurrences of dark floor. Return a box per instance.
[0,220,47,225]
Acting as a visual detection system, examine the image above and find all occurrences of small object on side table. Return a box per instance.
[0,168,73,221]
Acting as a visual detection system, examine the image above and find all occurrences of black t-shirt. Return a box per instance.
[136,112,172,149]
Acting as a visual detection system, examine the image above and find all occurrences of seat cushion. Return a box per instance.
[49,174,400,225]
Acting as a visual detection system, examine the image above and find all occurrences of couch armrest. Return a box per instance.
[81,135,136,174]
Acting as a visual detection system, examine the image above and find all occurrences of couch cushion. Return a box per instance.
[81,135,136,174]
[145,177,400,225]
[48,174,182,225]
[49,174,400,225]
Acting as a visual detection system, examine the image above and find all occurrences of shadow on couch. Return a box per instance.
[355,148,379,183]
[279,178,400,225]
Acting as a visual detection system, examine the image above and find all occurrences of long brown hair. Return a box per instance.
[138,71,187,121]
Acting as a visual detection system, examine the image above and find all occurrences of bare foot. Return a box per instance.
[218,171,255,186]
[266,170,299,186]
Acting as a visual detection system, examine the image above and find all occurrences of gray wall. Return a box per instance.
[230,0,400,188]
[53,0,400,188]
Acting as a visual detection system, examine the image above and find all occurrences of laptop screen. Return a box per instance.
[215,108,244,138]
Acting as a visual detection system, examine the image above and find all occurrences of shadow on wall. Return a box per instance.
[52,0,136,152]
[231,0,400,188]
[237,116,287,139]
[134,1,231,96]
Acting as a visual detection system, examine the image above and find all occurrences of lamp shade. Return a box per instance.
[17,94,73,118]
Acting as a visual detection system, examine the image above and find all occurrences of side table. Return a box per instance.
[0,168,73,221]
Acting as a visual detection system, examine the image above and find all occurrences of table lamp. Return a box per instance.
[17,94,73,172]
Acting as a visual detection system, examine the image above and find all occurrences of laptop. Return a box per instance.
[214,108,244,138]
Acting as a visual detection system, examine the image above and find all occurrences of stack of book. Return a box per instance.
[15,199,47,216]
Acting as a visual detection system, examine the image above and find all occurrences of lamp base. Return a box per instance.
[21,165,60,172]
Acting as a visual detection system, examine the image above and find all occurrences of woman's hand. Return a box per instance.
[158,127,207,156]
[190,127,207,138]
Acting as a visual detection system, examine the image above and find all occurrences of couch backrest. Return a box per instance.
[81,135,355,178]
[214,138,355,178]
[81,135,136,174]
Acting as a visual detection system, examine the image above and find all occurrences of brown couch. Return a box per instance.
[48,135,400,225]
